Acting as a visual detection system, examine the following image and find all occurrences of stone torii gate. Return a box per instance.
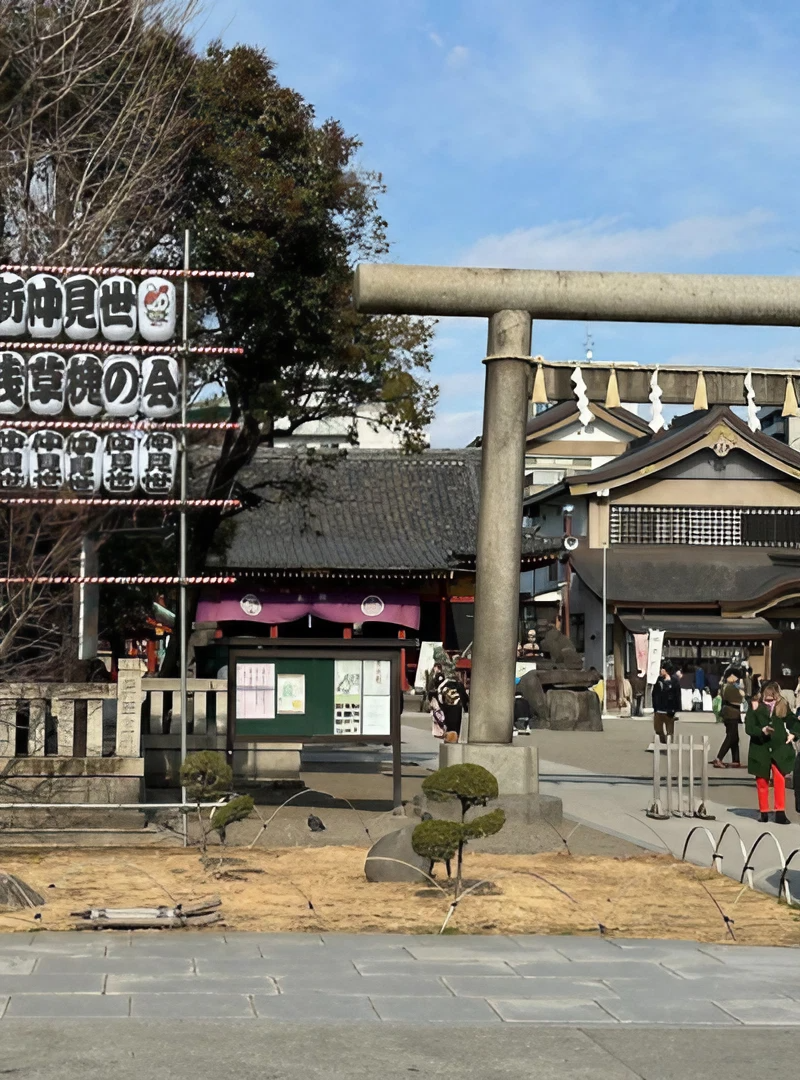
[355,263,800,795]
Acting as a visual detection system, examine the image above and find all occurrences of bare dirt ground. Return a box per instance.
[0,846,797,945]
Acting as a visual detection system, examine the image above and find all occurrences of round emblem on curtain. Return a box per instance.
[240,594,262,617]
[361,595,385,617]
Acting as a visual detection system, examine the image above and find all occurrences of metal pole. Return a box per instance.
[180,230,190,843]
[665,736,673,816]
[601,543,608,711]
[651,738,661,813]
[677,734,685,816]
[688,734,696,816]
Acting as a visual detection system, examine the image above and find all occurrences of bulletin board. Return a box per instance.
[227,642,402,744]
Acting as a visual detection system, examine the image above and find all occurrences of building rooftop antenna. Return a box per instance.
[583,322,594,362]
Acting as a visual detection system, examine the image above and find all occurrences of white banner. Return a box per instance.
[646,629,665,685]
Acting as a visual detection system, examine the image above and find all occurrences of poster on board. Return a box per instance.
[334,659,361,734]
[362,695,391,735]
[236,663,275,719]
[277,674,305,714]
[363,659,391,697]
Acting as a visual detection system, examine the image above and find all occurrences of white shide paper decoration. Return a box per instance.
[570,366,594,428]
[648,369,664,433]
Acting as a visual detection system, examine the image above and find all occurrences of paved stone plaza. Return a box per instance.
[0,931,798,1025]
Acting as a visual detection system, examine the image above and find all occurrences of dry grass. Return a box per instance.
[0,846,797,945]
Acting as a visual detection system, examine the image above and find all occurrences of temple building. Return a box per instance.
[524,405,800,695]
[195,448,566,686]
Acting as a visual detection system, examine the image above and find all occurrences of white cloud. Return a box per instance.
[429,31,443,48]
[446,44,470,69]
[428,409,482,449]
[460,210,776,272]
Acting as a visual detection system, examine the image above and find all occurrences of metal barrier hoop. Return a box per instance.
[741,830,786,889]
[680,825,719,867]
[777,847,800,906]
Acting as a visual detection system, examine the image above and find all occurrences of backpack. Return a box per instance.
[440,682,462,708]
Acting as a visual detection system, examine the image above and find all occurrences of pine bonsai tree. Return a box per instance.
[411,764,505,896]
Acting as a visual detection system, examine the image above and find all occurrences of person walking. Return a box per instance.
[711,666,744,768]
[629,669,646,717]
[745,680,800,824]
[428,671,469,743]
[651,660,681,744]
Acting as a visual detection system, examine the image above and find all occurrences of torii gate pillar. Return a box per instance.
[469,310,532,746]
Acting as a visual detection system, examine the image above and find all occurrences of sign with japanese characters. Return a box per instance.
[0,273,176,344]
[0,428,175,494]
[0,349,180,418]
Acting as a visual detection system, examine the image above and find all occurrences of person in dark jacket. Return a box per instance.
[745,680,800,823]
[629,670,646,717]
[712,666,744,769]
[651,660,681,744]
[429,674,469,742]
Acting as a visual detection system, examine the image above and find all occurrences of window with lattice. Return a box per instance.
[609,506,800,546]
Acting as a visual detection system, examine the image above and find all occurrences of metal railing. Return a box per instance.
[647,734,714,820]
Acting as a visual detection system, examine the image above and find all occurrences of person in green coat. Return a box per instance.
[745,681,800,824]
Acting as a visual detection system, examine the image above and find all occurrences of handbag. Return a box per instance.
[431,707,447,739]
[712,694,723,721]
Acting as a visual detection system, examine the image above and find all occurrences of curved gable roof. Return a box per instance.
[567,406,800,493]
[525,401,652,441]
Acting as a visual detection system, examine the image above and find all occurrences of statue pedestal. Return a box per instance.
[439,741,538,795]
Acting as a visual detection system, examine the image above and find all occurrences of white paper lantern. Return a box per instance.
[99,275,137,341]
[67,354,104,417]
[63,274,100,341]
[139,431,177,495]
[66,430,103,494]
[30,429,64,489]
[0,351,26,415]
[141,355,180,418]
[103,431,139,494]
[102,354,140,416]
[0,272,27,336]
[0,429,28,489]
[138,277,176,343]
[27,274,64,339]
[28,352,66,416]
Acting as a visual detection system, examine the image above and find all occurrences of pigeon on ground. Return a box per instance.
[307,814,326,832]
[421,812,433,821]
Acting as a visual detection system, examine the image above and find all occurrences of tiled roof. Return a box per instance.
[525,400,652,438]
[203,447,563,571]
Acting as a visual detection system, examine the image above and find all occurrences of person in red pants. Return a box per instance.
[745,681,800,824]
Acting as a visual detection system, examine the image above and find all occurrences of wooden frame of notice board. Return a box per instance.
[224,639,411,806]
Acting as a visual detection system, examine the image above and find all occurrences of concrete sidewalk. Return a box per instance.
[0,931,798,1025]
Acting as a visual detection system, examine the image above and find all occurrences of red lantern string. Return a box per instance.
[0,575,237,584]
[0,420,239,430]
[0,497,240,508]
[0,265,253,279]
[0,341,243,354]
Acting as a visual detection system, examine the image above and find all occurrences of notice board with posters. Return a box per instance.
[227,641,404,743]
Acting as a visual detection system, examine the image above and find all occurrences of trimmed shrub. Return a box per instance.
[413,764,505,894]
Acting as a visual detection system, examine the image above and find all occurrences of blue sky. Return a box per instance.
[200,0,800,446]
